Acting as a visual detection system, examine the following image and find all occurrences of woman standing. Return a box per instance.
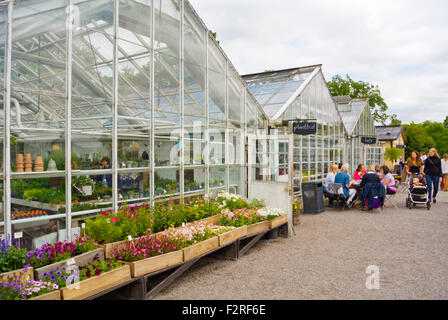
[405,151,424,178]
[442,154,448,192]
[424,148,442,204]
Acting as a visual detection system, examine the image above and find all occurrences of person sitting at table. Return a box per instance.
[360,164,381,188]
[324,164,339,191]
[335,164,357,205]
[358,164,381,210]
[353,164,366,181]
[375,164,382,177]
[381,165,397,195]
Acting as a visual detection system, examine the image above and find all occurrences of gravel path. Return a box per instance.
[154,189,448,300]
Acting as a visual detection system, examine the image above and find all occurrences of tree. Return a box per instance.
[389,114,402,126]
[327,75,392,125]
[423,122,448,156]
[384,147,403,164]
[444,116,448,128]
[402,123,435,159]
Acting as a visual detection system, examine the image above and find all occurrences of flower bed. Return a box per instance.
[114,221,234,276]
[256,207,288,229]
[61,261,130,300]
[0,279,60,300]
[1,237,33,285]
[26,236,104,280]
[0,267,34,286]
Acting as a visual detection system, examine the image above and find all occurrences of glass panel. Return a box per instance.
[154,168,179,196]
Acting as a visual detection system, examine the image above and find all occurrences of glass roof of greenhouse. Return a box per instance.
[243,66,318,119]
[336,98,368,135]
[0,0,266,136]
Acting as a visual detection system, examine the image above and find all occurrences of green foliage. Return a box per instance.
[210,30,220,44]
[384,147,403,163]
[389,114,402,126]
[327,74,392,125]
[23,188,65,204]
[444,116,448,128]
[0,247,28,273]
[85,215,125,244]
[72,176,95,188]
[44,150,78,170]
[11,178,52,198]
[402,122,448,158]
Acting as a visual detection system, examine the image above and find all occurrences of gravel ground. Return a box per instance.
[154,189,448,300]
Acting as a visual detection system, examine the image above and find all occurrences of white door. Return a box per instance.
[247,134,293,234]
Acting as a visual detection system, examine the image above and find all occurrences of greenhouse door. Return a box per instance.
[247,135,293,234]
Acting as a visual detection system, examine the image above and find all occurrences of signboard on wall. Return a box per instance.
[361,137,377,145]
[293,122,317,135]
[396,145,406,149]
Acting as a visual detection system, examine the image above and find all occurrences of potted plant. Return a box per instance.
[128,191,135,199]
[72,176,95,197]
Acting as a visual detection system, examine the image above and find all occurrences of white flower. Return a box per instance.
[257,207,283,217]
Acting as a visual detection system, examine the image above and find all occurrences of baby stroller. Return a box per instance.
[406,175,431,210]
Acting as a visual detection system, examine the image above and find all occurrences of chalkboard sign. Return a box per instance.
[293,122,317,135]
[361,137,377,144]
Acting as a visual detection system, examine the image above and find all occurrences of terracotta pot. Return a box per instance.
[34,156,44,172]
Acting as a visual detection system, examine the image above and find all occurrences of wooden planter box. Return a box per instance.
[123,250,184,277]
[246,221,270,237]
[1,267,34,285]
[34,248,104,280]
[100,236,156,260]
[183,237,219,261]
[201,214,222,225]
[218,226,247,247]
[61,265,131,300]
[29,290,61,300]
[269,215,288,229]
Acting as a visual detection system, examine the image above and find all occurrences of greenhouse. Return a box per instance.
[0,0,268,244]
[334,96,384,169]
[243,66,346,193]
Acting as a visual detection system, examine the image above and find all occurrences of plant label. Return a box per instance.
[14,232,23,239]
[67,258,76,266]
[81,223,85,229]
[128,235,133,241]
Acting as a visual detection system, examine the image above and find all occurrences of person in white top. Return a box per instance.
[442,154,448,192]
[324,164,339,191]
[421,152,427,170]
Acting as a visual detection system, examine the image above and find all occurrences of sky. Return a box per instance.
[189,0,448,124]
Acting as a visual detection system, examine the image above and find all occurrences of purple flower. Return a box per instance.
[50,275,56,281]
[42,272,47,278]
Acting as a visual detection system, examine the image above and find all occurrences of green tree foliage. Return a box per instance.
[444,116,448,128]
[402,123,435,158]
[384,147,403,163]
[327,75,392,125]
[423,122,448,156]
[389,114,402,126]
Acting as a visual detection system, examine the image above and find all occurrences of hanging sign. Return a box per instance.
[293,121,317,135]
[361,137,377,145]
[396,145,406,149]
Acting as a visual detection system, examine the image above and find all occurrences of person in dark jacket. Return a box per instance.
[359,165,381,209]
[424,148,442,204]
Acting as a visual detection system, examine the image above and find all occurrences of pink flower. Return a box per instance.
[111,217,118,223]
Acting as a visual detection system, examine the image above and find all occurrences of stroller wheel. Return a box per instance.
[406,198,411,208]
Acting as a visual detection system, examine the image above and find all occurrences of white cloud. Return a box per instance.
[189,0,448,123]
